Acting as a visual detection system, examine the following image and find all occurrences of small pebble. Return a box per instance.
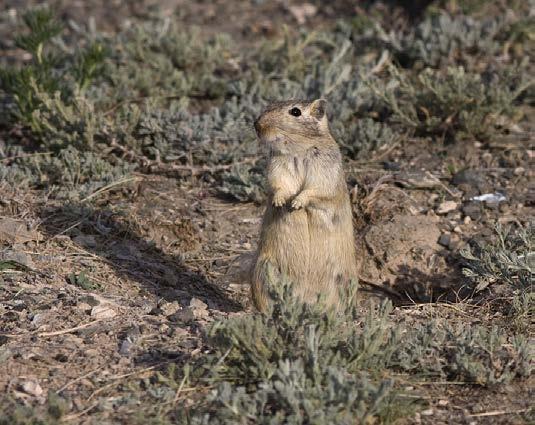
[438,233,451,247]
[90,305,117,319]
[189,297,208,310]
[20,380,43,397]
[437,201,458,215]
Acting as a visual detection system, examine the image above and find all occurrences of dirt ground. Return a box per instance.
[0,0,533,424]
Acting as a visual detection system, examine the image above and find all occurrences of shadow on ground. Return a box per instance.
[37,202,243,313]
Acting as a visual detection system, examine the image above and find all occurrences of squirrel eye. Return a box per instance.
[289,107,301,117]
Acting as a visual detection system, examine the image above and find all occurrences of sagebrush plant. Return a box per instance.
[157,272,532,423]
[461,223,534,292]
[103,22,232,103]
[0,7,106,130]
[1,5,532,201]
[394,12,504,68]
[461,223,534,334]
[371,64,530,139]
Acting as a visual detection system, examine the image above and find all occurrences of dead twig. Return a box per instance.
[0,151,53,163]
[468,409,530,418]
[38,319,104,337]
[80,176,142,203]
[61,403,99,422]
[57,369,100,394]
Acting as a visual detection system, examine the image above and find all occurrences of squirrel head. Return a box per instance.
[254,99,331,150]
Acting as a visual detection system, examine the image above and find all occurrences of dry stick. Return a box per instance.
[37,319,104,337]
[51,218,86,239]
[424,171,459,198]
[0,151,53,163]
[400,302,476,316]
[468,409,530,418]
[173,374,189,404]
[0,319,104,338]
[60,403,99,422]
[79,176,142,203]
[57,369,100,394]
[87,364,163,402]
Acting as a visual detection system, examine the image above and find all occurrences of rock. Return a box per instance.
[76,302,92,312]
[158,323,170,334]
[169,308,195,323]
[139,300,156,314]
[514,167,525,176]
[438,233,451,248]
[462,202,482,220]
[436,201,458,215]
[20,380,43,397]
[90,305,116,319]
[30,313,47,328]
[159,301,180,316]
[0,250,34,268]
[119,339,134,356]
[438,232,461,250]
[189,297,208,310]
[0,218,42,244]
[359,214,442,287]
[170,300,209,323]
[288,3,317,24]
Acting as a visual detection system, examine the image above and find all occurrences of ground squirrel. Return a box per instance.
[251,99,358,312]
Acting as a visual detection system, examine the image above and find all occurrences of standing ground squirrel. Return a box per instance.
[251,99,358,312]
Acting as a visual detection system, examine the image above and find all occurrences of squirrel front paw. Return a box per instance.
[291,194,308,210]
[272,192,289,207]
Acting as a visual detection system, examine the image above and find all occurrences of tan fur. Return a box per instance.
[251,99,358,312]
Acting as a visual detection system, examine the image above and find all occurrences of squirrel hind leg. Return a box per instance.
[250,257,277,313]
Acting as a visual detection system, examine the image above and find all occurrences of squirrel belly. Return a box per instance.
[251,99,358,312]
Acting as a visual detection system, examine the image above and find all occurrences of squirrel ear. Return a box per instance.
[310,99,327,119]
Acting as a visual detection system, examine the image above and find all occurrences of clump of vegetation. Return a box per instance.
[218,163,266,203]
[461,223,533,291]
[104,22,233,103]
[395,12,504,68]
[0,7,106,130]
[461,223,534,333]
[335,118,399,159]
[1,4,532,201]
[0,393,68,425]
[68,270,101,291]
[152,273,531,423]
[372,64,529,139]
